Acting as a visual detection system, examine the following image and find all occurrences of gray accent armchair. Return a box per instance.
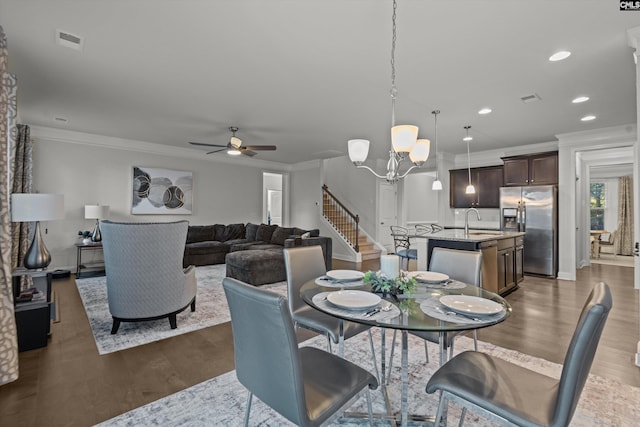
[101,220,197,334]
[426,282,612,427]
[222,277,378,426]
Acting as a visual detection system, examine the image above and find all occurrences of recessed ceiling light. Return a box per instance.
[549,51,571,62]
[478,108,492,115]
[581,115,596,122]
[572,96,589,103]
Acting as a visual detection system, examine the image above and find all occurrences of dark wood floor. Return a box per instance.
[0,260,638,426]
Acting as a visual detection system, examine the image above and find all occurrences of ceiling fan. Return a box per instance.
[189,126,276,157]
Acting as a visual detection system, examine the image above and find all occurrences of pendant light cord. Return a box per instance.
[432,110,440,180]
[390,0,397,127]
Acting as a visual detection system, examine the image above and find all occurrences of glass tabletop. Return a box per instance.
[300,278,511,332]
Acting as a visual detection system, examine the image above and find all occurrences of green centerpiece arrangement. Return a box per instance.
[363,270,418,297]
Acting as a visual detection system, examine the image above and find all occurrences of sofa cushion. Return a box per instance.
[184,240,229,256]
[186,225,216,244]
[270,227,295,246]
[245,222,260,241]
[221,223,246,241]
[255,224,278,242]
[229,241,264,252]
[247,243,284,251]
[213,224,227,242]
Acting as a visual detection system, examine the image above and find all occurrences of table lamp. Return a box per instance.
[11,193,65,270]
[84,204,110,242]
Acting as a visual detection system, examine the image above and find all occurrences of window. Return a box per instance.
[590,183,605,230]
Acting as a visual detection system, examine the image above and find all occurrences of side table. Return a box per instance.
[12,268,53,351]
[75,242,105,278]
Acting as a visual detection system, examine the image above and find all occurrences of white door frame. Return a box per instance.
[377,181,397,252]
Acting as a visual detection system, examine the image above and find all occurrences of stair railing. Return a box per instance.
[322,184,359,252]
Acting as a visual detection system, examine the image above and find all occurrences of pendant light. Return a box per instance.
[431,110,442,190]
[464,125,475,195]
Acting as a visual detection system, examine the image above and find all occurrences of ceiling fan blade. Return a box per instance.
[243,145,277,151]
[189,142,227,148]
[241,150,257,157]
[206,148,227,154]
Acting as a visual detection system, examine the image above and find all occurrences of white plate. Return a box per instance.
[327,290,381,311]
[439,295,503,316]
[326,270,365,282]
[409,271,450,284]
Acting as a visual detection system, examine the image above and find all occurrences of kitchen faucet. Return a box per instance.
[464,208,481,235]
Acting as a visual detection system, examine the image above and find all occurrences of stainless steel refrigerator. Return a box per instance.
[500,185,558,277]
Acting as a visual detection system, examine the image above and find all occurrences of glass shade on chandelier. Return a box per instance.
[11,193,65,270]
[85,204,110,242]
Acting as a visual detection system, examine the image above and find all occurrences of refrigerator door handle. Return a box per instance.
[520,201,526,232]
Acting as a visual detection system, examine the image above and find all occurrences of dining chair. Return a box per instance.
[390,225,417,270]
[283,246,379,378]
[414,224,433,235]
[412,247,483,363]
[426,282,612,427]
[222,277,378,427]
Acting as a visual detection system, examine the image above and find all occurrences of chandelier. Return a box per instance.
[347,0,429,184]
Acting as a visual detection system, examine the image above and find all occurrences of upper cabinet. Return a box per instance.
[502,151,558,186]
[449,165,503,208]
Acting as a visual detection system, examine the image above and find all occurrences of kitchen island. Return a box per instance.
[414,229,525,295]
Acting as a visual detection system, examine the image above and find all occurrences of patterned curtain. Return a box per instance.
[616,175,634,256]
[0,25,19,385]
[11,124,32,269]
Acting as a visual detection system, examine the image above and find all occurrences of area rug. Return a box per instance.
[97,334,640,426]
[76,264,287,355]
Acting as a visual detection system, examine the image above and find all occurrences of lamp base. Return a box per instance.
[91,219,102,242]
[24,222,51,270]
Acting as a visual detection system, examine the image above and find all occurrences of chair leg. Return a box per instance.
[433,391,449,427]
[169,313,177,329]
[387,329,397,383]
[423,340,430,363]
[243,390,253,427]
[190,298,196,312]
[326,334,332,353]
[110,318,120,335]
[458,407,467,427]
[367,329,380,382]
[365,388,374,427]
[472,330,478,351]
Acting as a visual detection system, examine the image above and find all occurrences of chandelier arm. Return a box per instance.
[396,164,420,180]
[355,164,389,180]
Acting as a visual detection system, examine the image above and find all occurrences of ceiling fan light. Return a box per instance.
[348,139,370,164]
[227,148,242,156]
[391,125,418,153]
[409,139,430,164]
[230,136,242,147]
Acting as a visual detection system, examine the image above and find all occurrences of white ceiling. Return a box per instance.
[2,0,640,165]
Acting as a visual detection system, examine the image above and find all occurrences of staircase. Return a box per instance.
[322,185,381,261]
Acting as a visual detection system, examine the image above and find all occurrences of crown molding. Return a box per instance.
[29,125,293,171]
[556,124,637,148]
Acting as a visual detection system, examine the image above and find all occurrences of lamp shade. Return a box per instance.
[391,125,418,153]
[348,139,370,163]
[465,184,476,194]
[432,179,443,190]
[85,205,110,219]
[409,139,430,164]
[11,193,64,222]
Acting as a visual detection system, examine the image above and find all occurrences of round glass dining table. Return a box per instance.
[300,278,512,427]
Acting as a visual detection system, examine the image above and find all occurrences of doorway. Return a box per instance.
[263,172,284,226]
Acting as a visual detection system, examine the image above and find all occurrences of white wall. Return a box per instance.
[30,127,289,270]
[289,163,322,230]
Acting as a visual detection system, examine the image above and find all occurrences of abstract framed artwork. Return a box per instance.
[131,167,193,214]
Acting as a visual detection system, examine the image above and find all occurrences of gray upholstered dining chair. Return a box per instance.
[101,220,197,334]
[283,246,379,378]
[390,225,417,270]
[222,277,378,427]
[411,247,483,363]
[426,282,612,427]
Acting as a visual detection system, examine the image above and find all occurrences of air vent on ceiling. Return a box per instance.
[56,29,83,51]
[520,93,542,103]
[53,116,69,124]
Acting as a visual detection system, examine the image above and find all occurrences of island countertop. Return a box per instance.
[424,229,525,243]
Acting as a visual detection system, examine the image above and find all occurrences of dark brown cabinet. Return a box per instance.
[515,236,524,284]
[502,151,558,186]
[497,238,516,294]
[449,165,503,208]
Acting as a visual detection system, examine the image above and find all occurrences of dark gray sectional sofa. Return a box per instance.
[183,222,332,285]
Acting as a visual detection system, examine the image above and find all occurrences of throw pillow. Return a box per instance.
[223,223,246,241]
[255,224,278,242]
[271,227,295,246]
[186,225,216,243]
[245,222,259,241]
[213,224,227,242]
[308,229,320,237]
